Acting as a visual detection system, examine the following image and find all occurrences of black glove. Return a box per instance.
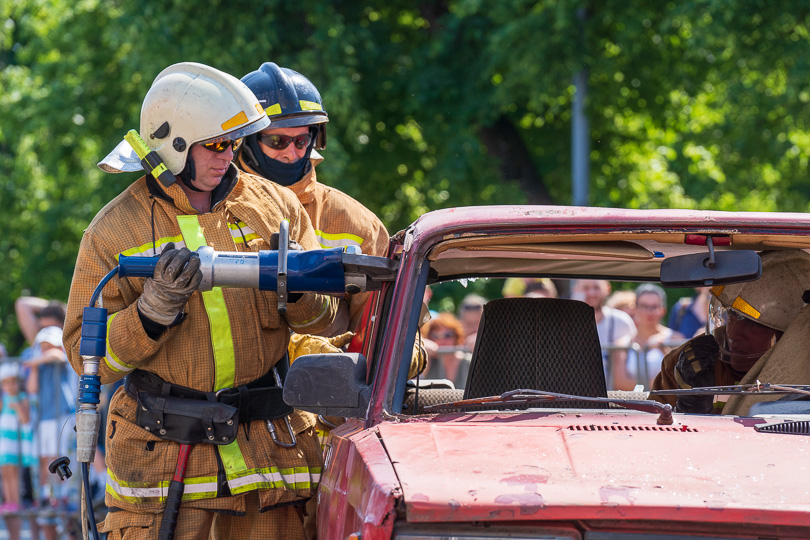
[674,334,719,413]
[137,243,202,327]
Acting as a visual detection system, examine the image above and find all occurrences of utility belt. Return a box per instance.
[125,358,294,446]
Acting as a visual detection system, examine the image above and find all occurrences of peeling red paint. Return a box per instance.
[494,493,545,515]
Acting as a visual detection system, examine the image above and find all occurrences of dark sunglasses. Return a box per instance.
[202,139,241,153]
[429,331,456,340]
[259,133,313,151]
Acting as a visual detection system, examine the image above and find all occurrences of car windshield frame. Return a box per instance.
[366,205,810,425]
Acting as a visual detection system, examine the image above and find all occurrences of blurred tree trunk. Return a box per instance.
[480,115,554,204]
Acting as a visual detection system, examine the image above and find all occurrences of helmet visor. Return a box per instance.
[708,296,779,372]
[199,115,271,147]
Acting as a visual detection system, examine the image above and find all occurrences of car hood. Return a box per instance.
[378,411,810,525]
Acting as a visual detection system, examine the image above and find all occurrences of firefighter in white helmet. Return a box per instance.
[652,249,810,414]
[64,62,339,539]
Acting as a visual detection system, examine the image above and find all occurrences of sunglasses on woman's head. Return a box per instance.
[259,133,313,151]
[201,139,241,153]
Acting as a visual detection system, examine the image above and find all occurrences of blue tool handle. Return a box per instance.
[118,254,160,277]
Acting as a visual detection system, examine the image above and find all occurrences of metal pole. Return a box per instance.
[572,7,590,207]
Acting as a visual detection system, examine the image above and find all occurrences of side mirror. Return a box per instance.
[283,353,371,419]
[660,250,761,288]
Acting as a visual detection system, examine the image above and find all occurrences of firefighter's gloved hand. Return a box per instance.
[137,243,202,327]
[288,332,354,363]
[674,334,719,414]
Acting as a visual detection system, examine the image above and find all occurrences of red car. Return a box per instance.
[285,206,810,539]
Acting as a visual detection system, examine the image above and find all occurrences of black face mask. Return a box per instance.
[242,133,314,186]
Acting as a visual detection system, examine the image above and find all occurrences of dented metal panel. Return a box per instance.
[318,420,401,539]
[377,413,810,526]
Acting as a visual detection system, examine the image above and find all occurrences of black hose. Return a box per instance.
[81,462,100,540]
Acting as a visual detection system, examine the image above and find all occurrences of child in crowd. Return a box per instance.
[0,362,34,540]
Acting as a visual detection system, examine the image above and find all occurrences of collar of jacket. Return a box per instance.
[236,150,323,205]
[145,165,239,214]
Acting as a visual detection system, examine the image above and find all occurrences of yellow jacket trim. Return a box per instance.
[120,235,184,257]
[287,296,331,330]
[227,466,322,495]
[176,216,237,390]
[176,216,248,480]
[229,221,259,244]
[103,313,134,373]
[106,469,218,503]
[315,229,364,249]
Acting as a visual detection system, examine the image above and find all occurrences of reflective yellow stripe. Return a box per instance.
[299,100,323,111]
[287,296,331,330]
[222,110,248,131]
[120,235,184,257]
[265,103,282,116]
[103,313,135,373]
[229,221,259,244]
[315,229,364,249]
[218,438,249,480]
[106,469,218,503]
[175,216,236,390]
[175,215,248,477]
[732,296,762,320]
[227,466,321,494]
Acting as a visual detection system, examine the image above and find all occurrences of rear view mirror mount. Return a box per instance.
[660,249,761,288]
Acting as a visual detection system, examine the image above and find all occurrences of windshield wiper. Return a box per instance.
[650,382,810,397]
[423,389,674,425]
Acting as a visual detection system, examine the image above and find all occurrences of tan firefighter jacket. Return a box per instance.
[237,150,389,332]
[63,167,339,514]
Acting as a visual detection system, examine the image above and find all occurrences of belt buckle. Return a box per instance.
[215,387,231,401]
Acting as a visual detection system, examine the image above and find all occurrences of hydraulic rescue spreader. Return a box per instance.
[70,220,397,540]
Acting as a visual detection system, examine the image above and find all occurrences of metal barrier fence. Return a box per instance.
[0,356,90,537]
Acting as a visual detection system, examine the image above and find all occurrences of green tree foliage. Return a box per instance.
[2,0,810,350]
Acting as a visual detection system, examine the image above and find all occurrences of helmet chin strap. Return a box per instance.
[178,157,203,192]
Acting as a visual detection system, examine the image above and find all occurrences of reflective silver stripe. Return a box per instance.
[227,468,320,492]
[106,474,218,501]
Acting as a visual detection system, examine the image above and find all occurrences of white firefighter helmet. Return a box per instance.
[708,250,810,370]
[99,62,270,177]
[710,250,810,332]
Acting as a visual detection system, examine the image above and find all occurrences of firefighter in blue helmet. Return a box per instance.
[237,62,389,334]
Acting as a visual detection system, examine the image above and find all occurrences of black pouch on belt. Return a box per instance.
[135,393,239,446]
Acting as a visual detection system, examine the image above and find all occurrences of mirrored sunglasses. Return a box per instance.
[201,139,241,153]
[259,133,313,151]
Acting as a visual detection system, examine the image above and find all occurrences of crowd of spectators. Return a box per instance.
[418,280,700,393]
[0,296,106,539]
